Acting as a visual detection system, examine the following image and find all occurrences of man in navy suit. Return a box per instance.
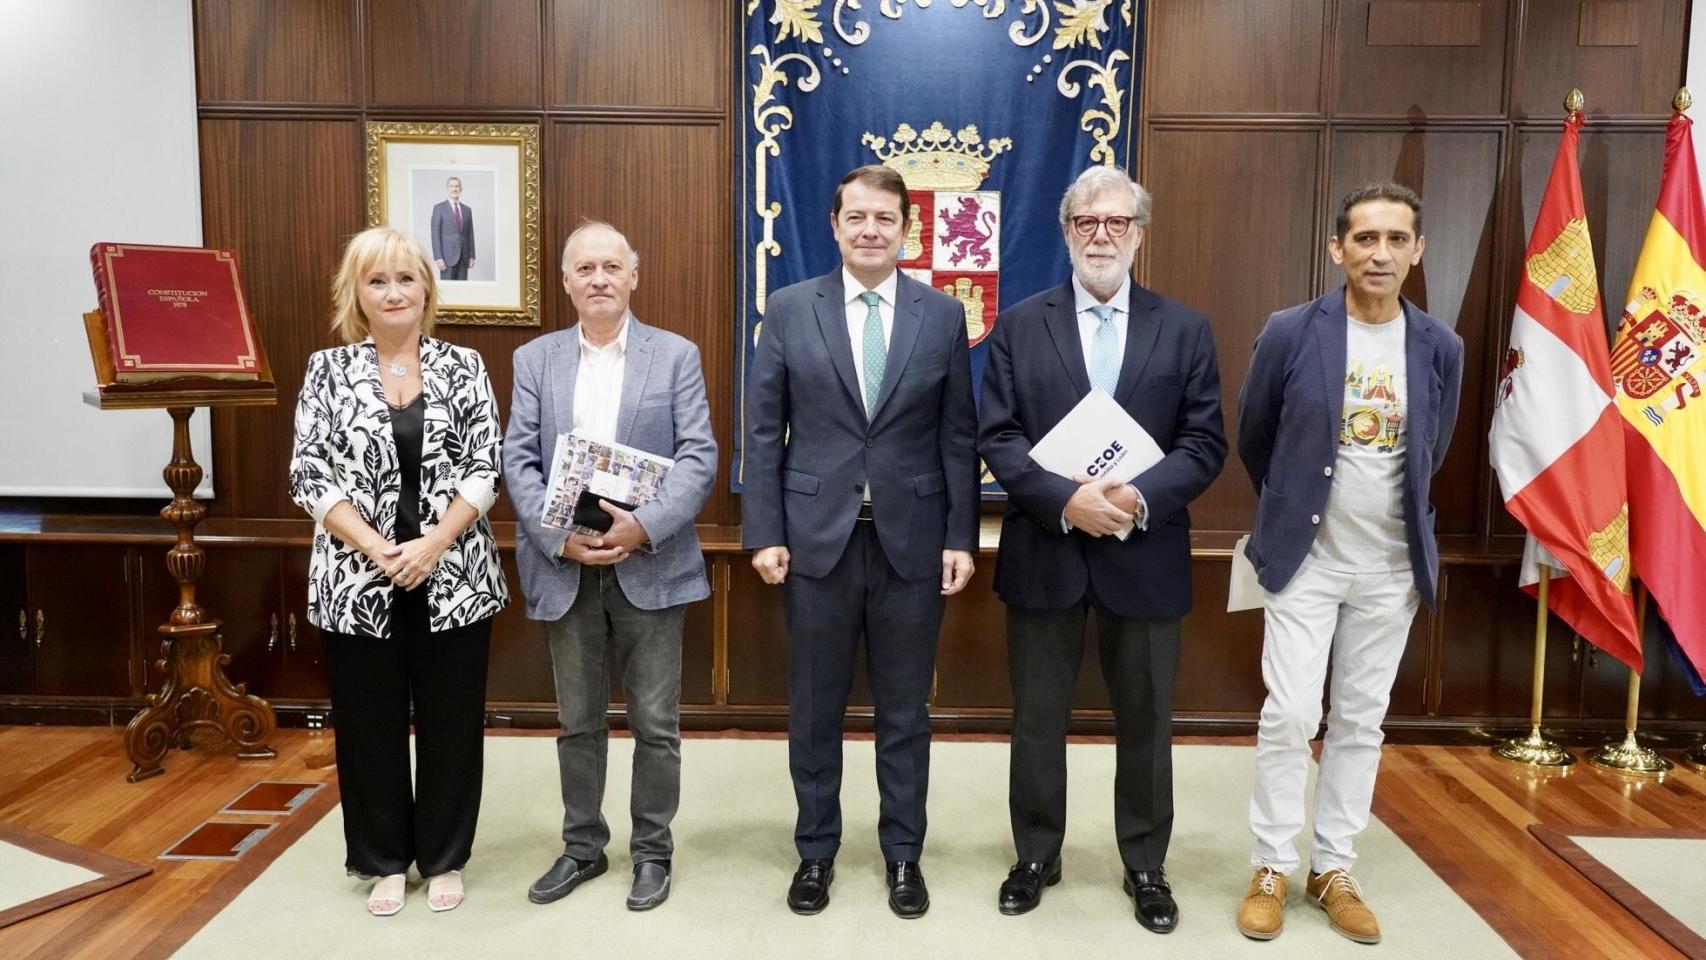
[1233,184,1462,945]
[743,164,980,919]
[430,176,476,280]
[978,166,1227,933]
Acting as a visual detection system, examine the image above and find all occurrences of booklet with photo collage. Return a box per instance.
[541,432,674,538]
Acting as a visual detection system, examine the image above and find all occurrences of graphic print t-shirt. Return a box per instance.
[1308,313,1410,572]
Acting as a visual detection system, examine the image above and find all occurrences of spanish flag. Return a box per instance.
[1613,104,1706,678]
[1489,110,1641,668]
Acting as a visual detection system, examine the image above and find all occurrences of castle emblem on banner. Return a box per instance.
[862,121,1013,346]
[1612,285,1705,422]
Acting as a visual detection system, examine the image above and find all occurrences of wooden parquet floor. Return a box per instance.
[0,727,1701,959]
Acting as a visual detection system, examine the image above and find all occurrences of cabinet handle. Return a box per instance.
[268,614,278,652]
[16,610,23,641]
[288,613,297,651]
[35,609,44,648]
[1588,647,1599,669]
[1572,636,1580,664]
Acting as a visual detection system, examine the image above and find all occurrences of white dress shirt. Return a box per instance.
[1063,274,1147,532]
[573,315,629,443]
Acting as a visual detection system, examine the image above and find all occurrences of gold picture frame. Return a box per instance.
[364,121,541,326]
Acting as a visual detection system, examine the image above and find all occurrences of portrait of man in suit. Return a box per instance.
[977,165,1227,933]
[504,220,718,913]
[1233,184,1462,945]
[742,164,980,919]
[430,176,477,280]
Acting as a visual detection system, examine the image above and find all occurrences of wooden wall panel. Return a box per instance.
[1145,128,1321,532]
[365,0,542,107]
[1336,0,1508,116]
[194,0,359,104]
[1329,128,1501,535]
[551,121,738,525]
[1512,0,1685,119]
[1145,0,1327,116]
[549,0,728,109]
[199,119,363,520]
[1434,563,1579,719]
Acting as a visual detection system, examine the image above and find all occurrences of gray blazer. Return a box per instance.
[505,317,717,618]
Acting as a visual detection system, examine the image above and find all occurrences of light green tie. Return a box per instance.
[859,290,886,415]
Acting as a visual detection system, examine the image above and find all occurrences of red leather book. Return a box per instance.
[89,243,262,382]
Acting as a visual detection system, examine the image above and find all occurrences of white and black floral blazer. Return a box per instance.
[288,335,509,637]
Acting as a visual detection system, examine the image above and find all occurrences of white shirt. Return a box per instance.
[1073,273,1131,370]
[844,267,897,394]
[1309,311,1410,572]
[1063,274,1147,532]
[572,316,629,443]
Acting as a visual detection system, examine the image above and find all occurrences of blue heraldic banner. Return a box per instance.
[734,0,1145,492]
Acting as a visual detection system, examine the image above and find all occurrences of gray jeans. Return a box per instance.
[546,565,686,863]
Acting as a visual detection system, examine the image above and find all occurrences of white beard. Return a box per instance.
[1070,243,1134,292]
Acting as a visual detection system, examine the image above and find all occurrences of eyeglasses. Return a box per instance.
[1070,215,1135,238]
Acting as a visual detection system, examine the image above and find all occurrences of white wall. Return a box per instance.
[0,0,212,497]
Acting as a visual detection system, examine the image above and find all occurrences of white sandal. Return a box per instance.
[427,870,464,913]
[366,873,406,916]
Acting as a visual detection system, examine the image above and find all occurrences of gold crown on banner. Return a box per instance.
[861,121,1013,191]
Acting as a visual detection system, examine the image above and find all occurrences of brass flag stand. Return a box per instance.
[1586,583,1670,777]
[1493,566,1574,766]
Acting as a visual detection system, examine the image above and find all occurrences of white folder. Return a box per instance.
[1027,389,1165,540]
[1227,534,1264,612]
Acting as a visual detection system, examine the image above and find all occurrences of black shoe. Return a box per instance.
[886,860,929,918]
[787,858,834,914]
[1123,867,1178,934]
[527,851,608,904]
[998,859,1062,915]
[626,859,671,910]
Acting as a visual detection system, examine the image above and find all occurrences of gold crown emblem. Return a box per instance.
[861,121,1013,192]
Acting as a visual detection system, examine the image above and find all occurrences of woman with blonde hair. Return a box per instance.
[288,226,508,915]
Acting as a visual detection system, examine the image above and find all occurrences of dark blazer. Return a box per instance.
[978,280,1227,618]
[742,269,980,581]
[430,199,475,267]
[1236,286,1464,608]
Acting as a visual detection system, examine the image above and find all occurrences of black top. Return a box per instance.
[391,393,425,543]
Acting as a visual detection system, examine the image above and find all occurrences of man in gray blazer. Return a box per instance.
[743,165,980,918]
[430,176,476,280]
[505,221,716,911]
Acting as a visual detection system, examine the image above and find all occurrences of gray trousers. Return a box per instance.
[546,565,686,864]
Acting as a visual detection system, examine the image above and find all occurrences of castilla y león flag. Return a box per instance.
[1611,108,1706,679]
[1489,111,1641,669]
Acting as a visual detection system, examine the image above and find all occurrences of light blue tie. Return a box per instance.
[860,290,886,415]
[1088,303,1120,394]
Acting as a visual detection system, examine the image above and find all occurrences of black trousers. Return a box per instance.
[439,259,468,281]
[322,586,492,878]
[784,521,943,862]
[1006,600,1180,871]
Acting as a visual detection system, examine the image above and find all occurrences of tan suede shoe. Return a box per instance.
[1236,866,1287,940]
[1306,868,1381,944]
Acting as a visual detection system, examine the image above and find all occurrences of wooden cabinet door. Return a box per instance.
[0,546,32,694]
[138,545,283,700]
[485,550,553,704]
[278,549,329,700]
[26,545,134,697]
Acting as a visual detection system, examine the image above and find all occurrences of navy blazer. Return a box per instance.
[1236,287,1464,608]
[978,280,1227,618]
[742,269,980,581]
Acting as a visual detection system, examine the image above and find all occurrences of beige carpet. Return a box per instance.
[176,738,1515,958]
[1531,825,1706,958]
[0,822,150,929]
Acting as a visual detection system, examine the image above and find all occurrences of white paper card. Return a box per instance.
[1227,534,1264,612]
[1028,389,1165,540]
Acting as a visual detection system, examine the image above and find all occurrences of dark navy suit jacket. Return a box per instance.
[1236,287,1465,609]
[978,280,1227,618]
[742,269,980,581]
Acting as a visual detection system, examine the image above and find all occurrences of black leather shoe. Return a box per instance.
[787,858,834,914]
[886,860,929,918]
[1123,867,1179,933]
[998,859,1062,915]
[527,851,608,904]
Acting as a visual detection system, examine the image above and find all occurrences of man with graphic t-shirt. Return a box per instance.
[1232,184,1463,945]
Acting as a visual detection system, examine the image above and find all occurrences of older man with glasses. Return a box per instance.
[977,166,1226,933]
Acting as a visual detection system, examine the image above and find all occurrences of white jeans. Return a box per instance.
[1248,559,1418,876]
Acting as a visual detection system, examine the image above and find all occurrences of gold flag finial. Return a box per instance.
[1675,87,1693,113]
[1565,88,1585,113]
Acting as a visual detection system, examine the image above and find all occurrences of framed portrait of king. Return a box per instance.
[365,121,542,326]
